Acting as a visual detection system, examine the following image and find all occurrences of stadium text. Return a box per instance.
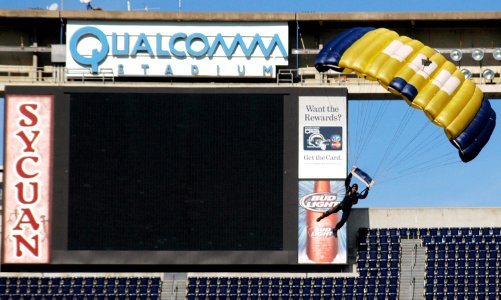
[69,26,288,74]
[116,64,274,76]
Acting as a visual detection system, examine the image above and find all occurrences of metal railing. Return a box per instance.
[0,64,498,87]
[0,65,116,83]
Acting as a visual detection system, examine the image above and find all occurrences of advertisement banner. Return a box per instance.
[2,95,53,264]
[298,96,347,179]
[298,180,347,264]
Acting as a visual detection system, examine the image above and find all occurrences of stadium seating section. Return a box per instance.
[185,227,500,300]
[1,227,499,299]
[0,276,161,299]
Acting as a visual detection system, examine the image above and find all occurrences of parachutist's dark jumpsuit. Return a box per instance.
[318,173,369,231]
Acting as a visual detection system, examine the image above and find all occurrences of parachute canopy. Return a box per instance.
[351,166,375,188]
[315,27,496,162]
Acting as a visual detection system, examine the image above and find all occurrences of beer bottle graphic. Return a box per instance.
[306,180,338,262]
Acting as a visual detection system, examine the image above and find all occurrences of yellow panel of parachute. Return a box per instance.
[314,27,496,162]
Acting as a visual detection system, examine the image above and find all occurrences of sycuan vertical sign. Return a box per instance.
[2,95,53,264]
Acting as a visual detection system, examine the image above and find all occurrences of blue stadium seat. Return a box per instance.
[17,277,29,286]
[379,228,389,237]
[387,282,398,294]
[238,276,250,286]
[299,285,311,296]
[435,242,446,251]
[419,228,429,237]
[331,277,343,287]
[426,228,437,236]
[321,277,334,287]
[438,227,449,236]
[470,227,481,236]
[390,243,400,252]
[228,284,239,296]
[378,243,389,252]
[332,283,343,296]
[94,277,106,287]
[422,235,433,244]
[0,285,10,294]
[397,228,408,237]
[389,228,398,236]
[390,235,400,244]
[487,275,498,285]
[71,277,83,287]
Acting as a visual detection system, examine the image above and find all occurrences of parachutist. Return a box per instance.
[316,171,370,236]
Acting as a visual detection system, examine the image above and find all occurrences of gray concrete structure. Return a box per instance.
[0,9,500,98]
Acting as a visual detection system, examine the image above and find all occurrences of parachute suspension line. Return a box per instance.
[354,100,391,165]
[381,114,454,176]
[374,120,431,182]
[350,100,370,165]
[375,109,460,183]
[349,100,365,165]
[376,131,459,185]
[350,100,391,166]
[382,120,432,173]
[378,152,458,183]
[383,127,441,174]
[372,105,415,178]
[376,153,460,185]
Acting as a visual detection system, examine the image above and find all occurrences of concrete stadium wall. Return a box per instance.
[351,207,501,229]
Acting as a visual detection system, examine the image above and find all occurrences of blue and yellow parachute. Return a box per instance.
[315,27,496,162]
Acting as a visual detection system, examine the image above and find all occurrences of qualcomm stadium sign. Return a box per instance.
[66,21,289,78]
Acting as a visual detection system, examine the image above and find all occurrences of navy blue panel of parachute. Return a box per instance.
[315,27,374,72]
[452,99,497,162]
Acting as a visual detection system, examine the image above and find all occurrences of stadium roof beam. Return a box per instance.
[292,47,501,55]
[0,9,501,23]
[0,45,51,53]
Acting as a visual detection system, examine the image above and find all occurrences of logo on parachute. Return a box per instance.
[300,192,339,212]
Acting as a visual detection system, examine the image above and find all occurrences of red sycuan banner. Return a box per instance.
[2,95,53,264]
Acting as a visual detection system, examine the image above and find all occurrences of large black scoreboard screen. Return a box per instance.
[67,92,283,251]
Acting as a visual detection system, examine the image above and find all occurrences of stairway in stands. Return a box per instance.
[399,239,426,299]
[161,273,187,300]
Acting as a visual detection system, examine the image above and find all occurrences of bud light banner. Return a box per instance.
[298,96,347,179]
[298,180,347,264]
